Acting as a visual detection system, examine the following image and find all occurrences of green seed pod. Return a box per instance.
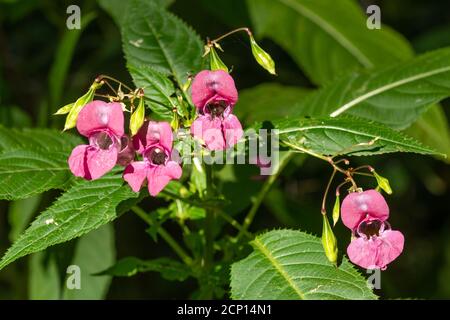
[130,96,146,136]
[373,170,393,195]
[54,102,74,115]
[322,214,338,265]
[332,194,340,227]
[63,81,102,131]
[209,47,229,72]
[249,34,276,75]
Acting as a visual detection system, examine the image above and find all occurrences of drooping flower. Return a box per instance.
[123,121,182,196]
[341,189,404,270]
[68,100,124,180]
[190,70,243,150]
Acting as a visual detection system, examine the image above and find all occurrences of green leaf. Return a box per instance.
[127,64,175,121]
[0,172,138,271]
[0,127,82,200]
[274,117,441,156]
[122,0,203,86]
[96,257,191,281]
[247,0,413,84]
[230,229,377,300]
[8,195,41,242]
[98,0,175,25]
[293,47,450,129]
[234,83,311,125]
[62,224,116,299]
[405,105,450,162]
[29,251,61,300]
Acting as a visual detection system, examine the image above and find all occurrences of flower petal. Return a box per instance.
[123,161,148,192]
[146,161,182,196]
[133,121,173,153]
[191,70,238,110]
[222,114,243,149]
[341,189,389,230]
[85,146,119,180]
[347,230,404,270]
[77,100,124,137]
[68,144,89,179]
[191,115,225,150]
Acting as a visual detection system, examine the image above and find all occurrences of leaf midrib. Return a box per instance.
[278,124,436,154]
[330,66,450,117]
[252,237,306,300]
[277,0,373,68]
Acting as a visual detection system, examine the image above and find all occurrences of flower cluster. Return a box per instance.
[68,69,242,196]
[341,189,404,270]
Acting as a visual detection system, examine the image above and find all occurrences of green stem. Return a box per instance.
[131,206,192,266]
[216,210,253,239]
[204,165,215,269]
[237,152,294,239]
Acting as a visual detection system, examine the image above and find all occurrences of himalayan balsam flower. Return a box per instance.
[341,189,404,270]
[68,100,124,180]
[123,121,182,196]
[190,70,243,150]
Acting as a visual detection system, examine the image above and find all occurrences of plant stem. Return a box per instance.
[321,169,336,215]
[237,152,294,239]
[204,164,215,269]
[216,210,253,239]
[210,27,251,44]
[131,206,193,266]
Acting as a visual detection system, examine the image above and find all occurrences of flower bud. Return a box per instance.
[332,194,340,227]
[249,34,276,75]
[322,214,338,265]
[130,96,145,136]
[209,46,229,72]
[373,170,392,195]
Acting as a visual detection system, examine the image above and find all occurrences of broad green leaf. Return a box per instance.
[293,47,450,129]
[0,173,138,270]
[405,106,450,163]
[234,83,311,125]
[29,251,61,300]
[274,117,440,156]
[230,229,377,300]
[247,0,413,85]
[8,195,41,242]
[96,256,191,281]
[122,0,203,86]
[98,0,175,25]
[62,224,115,299]
[0,127,81,200]
[127,64,175,121]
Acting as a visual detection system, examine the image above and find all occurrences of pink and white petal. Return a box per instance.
[222,114,243,149]
[163,161,182,179]
[68,144,89,179]
[146,167,169,197]
[191,70,238,110]
[191,115,225,150]
[123,161,148,192]
[84,146,118,180]
[376,230,404,269]
[341,189,390,230]
[146,121,173,151]
[347,237,380,270]
[77,101,124,137]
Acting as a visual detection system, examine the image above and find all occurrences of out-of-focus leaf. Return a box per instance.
[231,229,377,299]
[0,106,32,127]
[96,256,191,281]
[8,195,41,242]
[62,224,115,299]
[293,47,450,129]
[235,83,311,125]
[28,252,60,300]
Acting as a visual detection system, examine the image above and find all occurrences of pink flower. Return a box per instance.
[341,189,404,270]
[123,121,182,196]
[116,135,135,167]
[190,70,243,150]
[68,100,124,180]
